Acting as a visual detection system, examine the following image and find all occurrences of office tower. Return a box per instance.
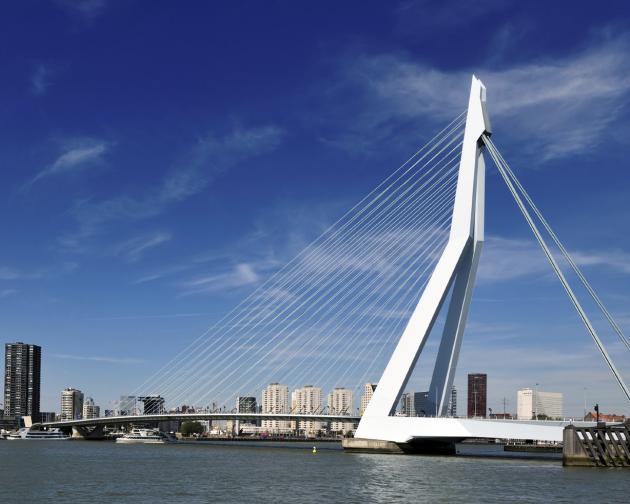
[235,396,258,432]
[517,388,563,420]
[413,391,432,417]
[4,342,41,420]
[291,385,323,435]
[82,397,100,419]
[118,395,139,416]
[360,383,377,416]
[328,387,356,434]
[261,383,290,433]
[140,395,165,414]
[467,374,487,418]
[61,388,84,420]
[448,386,457,417]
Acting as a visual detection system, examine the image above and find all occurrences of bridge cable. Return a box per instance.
[484,136,630,354]
[126,112,466,400]
[133,119,465,403]
[483,135,630,403]
[151,130,464,406]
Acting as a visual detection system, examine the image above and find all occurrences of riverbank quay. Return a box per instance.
[563,422,630,467]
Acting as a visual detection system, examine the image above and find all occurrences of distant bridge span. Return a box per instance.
[39,412,361,429]
[38,413,597,444]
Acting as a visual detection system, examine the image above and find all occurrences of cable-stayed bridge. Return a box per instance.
[41,77,630,452]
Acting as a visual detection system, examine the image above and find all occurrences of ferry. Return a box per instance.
[115,428,170,444]
[6,428,70,440]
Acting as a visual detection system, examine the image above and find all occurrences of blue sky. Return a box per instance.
[1,0,630,417]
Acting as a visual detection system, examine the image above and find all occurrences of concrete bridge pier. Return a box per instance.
[342,437,457,455]
[72,424,105,440]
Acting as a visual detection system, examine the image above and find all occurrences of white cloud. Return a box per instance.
[329,33,630,161]
[54,0,107,21]
[111,231,172,262]
[0,289,17,298]
[59,124,285,250]
[23,140,110,190]
[31,63,52,96]
[0,266,20,280]
[478,235,630,283]
[179,262,265,296]
[53,353,144,364]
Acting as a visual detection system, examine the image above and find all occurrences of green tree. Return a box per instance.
[180,421,204,436]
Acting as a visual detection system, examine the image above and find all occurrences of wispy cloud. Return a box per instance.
[54,0,107,22]
[0,289,17,298]
[23,139,110,191]
[84,312,210,321]
[327,32,630,161]
[53,353,144,364]
[111,231,172,262]
[179,262,265,296]
[0,266,20,280]
[30,63,52,96]
[479,235,630,283]
[59,124,285,251]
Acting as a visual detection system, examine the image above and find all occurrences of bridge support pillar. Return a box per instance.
[342,437,456,455]
[72,424,105,440]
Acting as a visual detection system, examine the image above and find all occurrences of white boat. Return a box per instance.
[6,428,70,440]
[115,428,170,444]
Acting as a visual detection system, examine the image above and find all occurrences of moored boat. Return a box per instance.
[115,428,170,444]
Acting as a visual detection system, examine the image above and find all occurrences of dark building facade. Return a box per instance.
[237,396,258,426]
[467,373,487,418]
[4,342,41,420]
[140,395,165,414]
[413,391,432,417]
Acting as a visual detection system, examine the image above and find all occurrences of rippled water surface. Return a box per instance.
[1,441,628,503]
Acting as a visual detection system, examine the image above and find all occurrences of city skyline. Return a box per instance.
[1,2,630,415]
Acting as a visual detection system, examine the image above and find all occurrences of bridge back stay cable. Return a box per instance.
[484,136,630,354]
[482,135,630,403]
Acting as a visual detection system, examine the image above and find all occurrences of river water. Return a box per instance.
[0,440,627,503]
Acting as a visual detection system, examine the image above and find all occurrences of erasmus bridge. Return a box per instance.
[41,77,630,452]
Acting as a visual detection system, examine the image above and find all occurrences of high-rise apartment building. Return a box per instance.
[517,388,563,420]
[328,387,355,434]
[360,383,377,416]
[261,383,290,433]
[400,392,414,416]
[4,342,41,420]
[82,397,100,419]
[291,385,323,435]
[467,374,487,418]
[61,388,84,421]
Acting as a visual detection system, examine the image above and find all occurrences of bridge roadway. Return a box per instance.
[40,413,597,444]
[39,412,361,429]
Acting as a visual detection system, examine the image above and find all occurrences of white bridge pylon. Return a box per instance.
[356,76,502,442]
